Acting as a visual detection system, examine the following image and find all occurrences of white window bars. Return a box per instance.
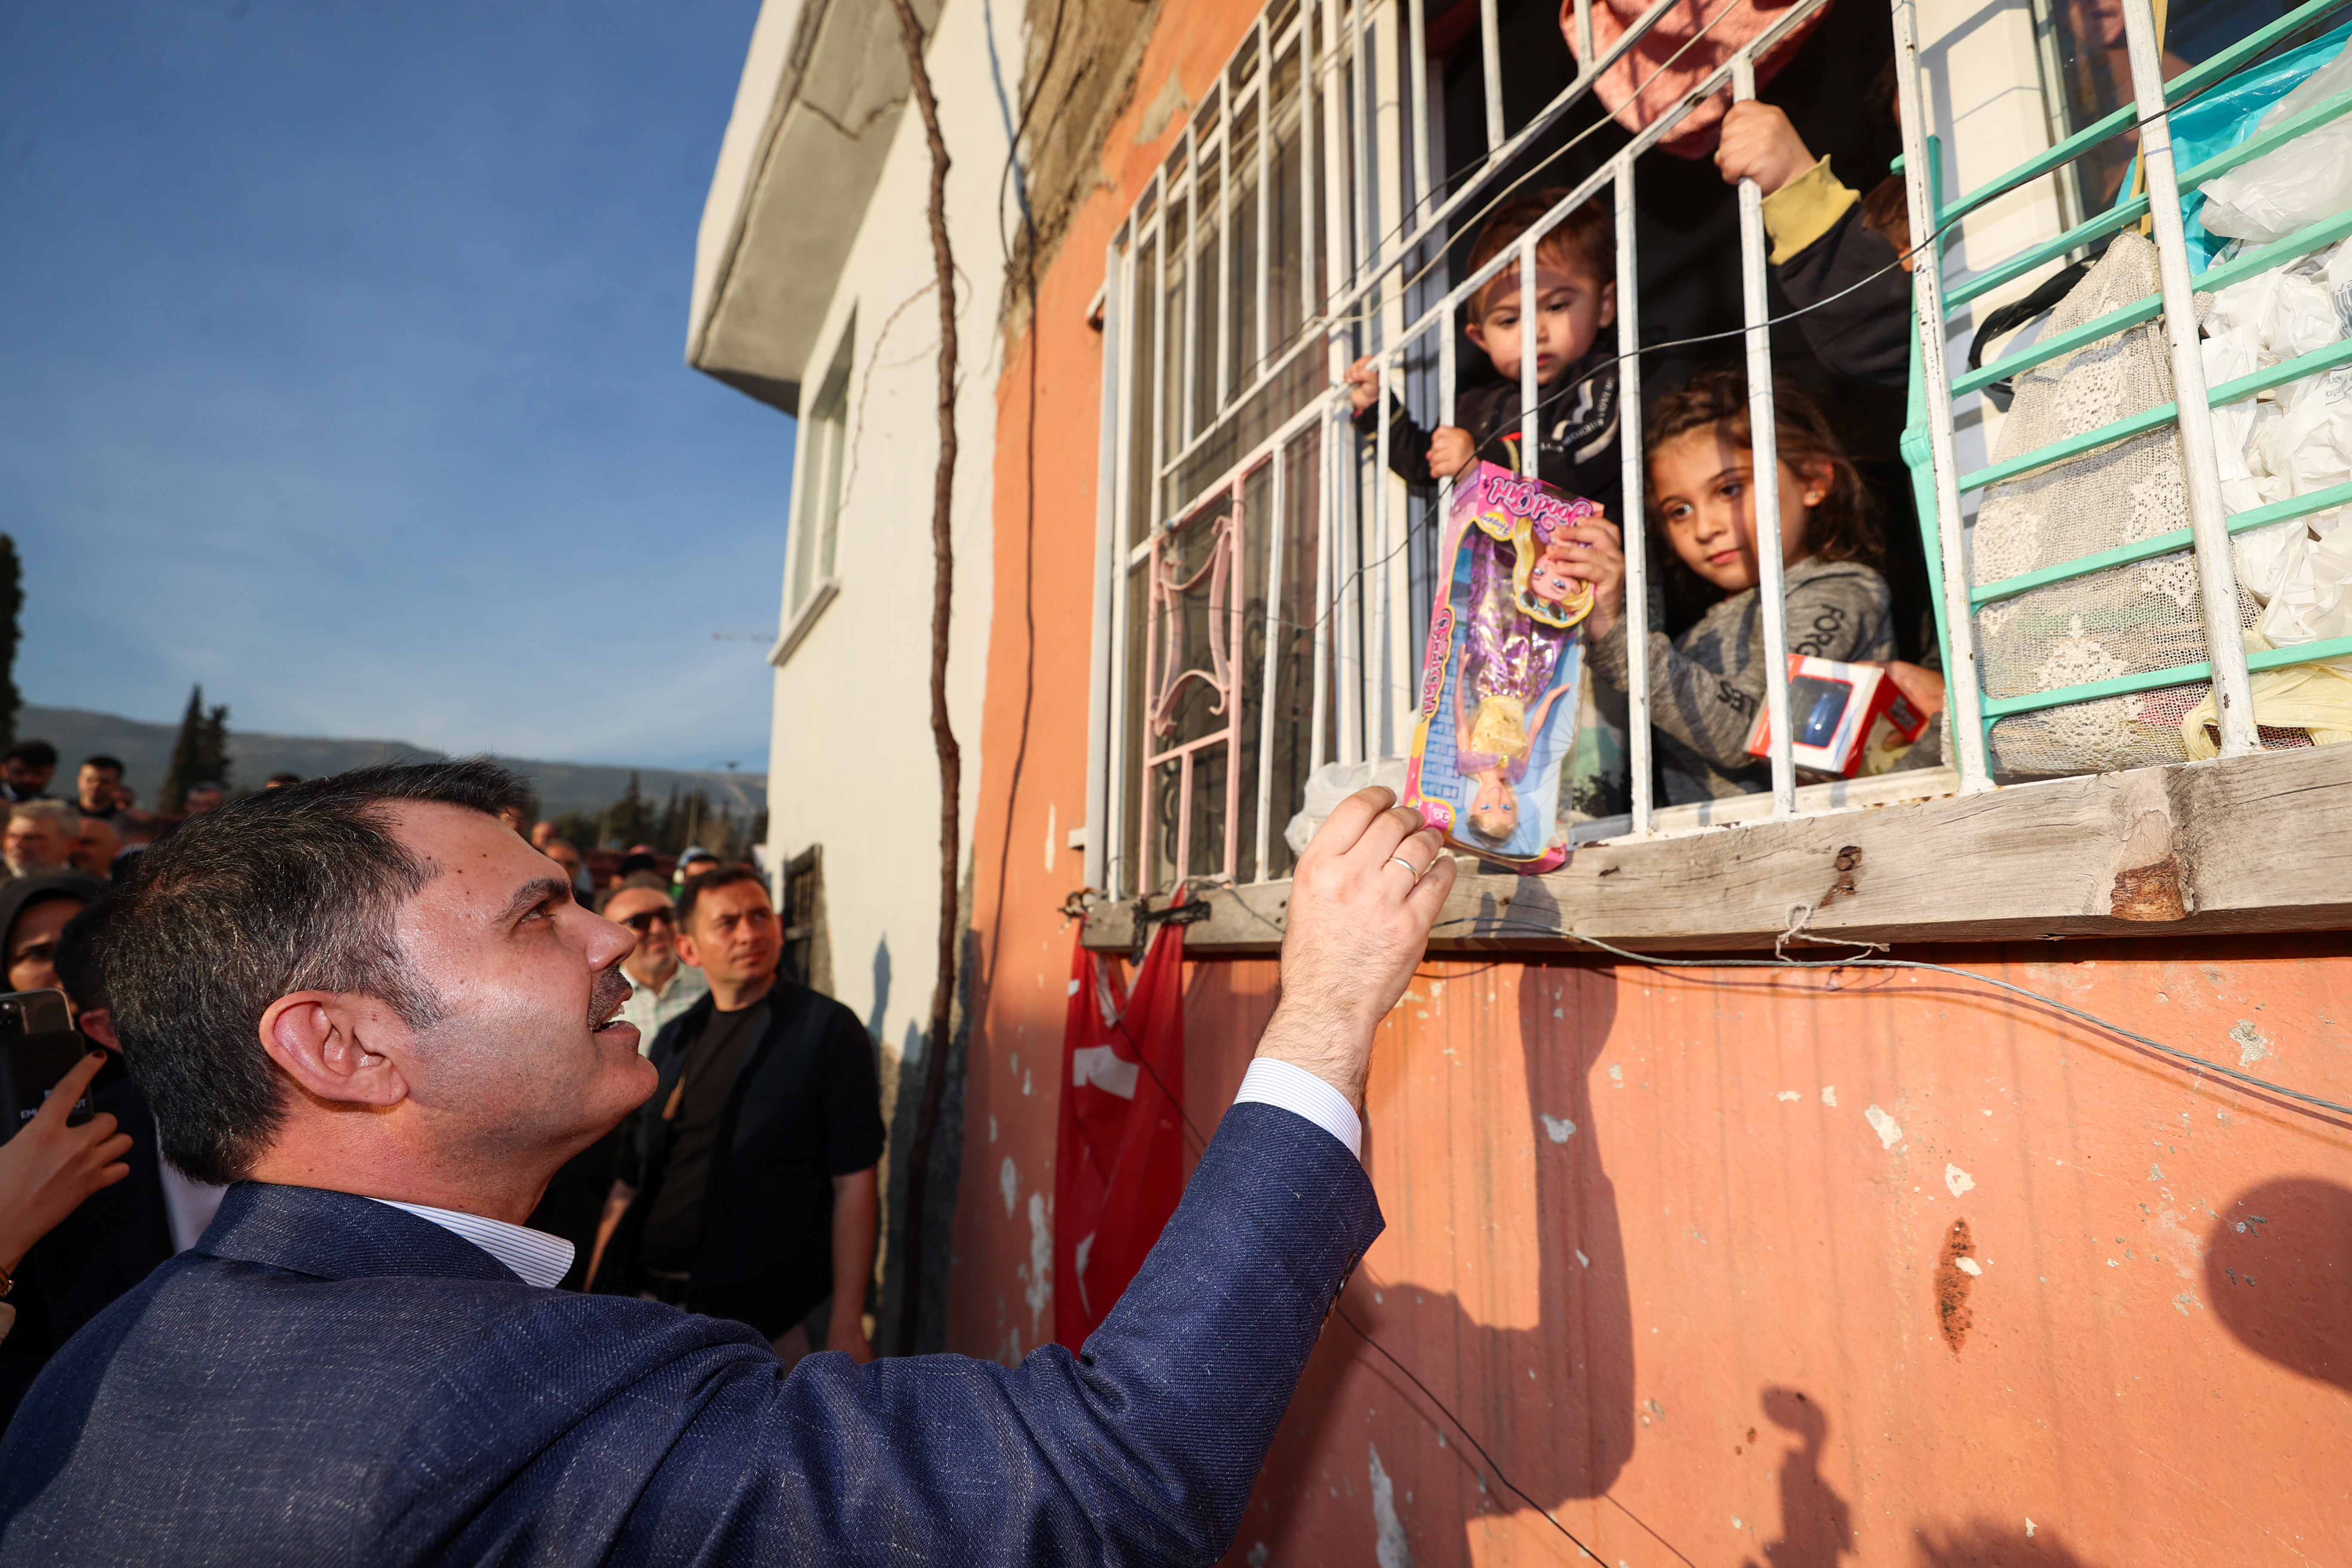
[1084,0,1852,901]
[1084,0,2352,903]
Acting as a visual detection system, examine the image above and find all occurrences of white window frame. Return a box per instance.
[773,316,857,669]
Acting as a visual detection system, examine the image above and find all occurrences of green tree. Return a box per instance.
[612,772,654,848]
[161,684,232,811]
[0,535,21,752]
[202,702,233,793]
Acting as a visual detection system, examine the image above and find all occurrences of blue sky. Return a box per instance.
[0,0,790,772]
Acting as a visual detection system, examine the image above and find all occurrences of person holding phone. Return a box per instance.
[0,1050,132,1348]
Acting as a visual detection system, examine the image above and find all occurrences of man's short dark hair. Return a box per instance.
[82,755,126,777]
[6,741,57,769]
[55,897,115,1015]
[676,864,767,933]
[103,760,531,1186]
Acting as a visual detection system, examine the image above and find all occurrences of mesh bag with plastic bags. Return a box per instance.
[1969,232,2301,775]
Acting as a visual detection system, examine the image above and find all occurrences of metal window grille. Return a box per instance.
[1082,0,2352,901]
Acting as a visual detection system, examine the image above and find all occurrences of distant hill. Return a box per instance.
[19,704,765,821]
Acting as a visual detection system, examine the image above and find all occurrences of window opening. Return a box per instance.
[790,323,854,616]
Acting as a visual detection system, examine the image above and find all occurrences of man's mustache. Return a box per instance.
[588,965,634,1028]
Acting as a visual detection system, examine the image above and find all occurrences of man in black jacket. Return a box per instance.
[589,865,882,1363]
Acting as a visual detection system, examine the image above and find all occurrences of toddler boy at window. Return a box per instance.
[1345,189,1623,524]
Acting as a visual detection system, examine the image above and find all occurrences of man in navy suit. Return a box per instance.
[0,760,1455,1565]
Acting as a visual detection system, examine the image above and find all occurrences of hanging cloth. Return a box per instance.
[1562,0,1832,159]
[1051,908,1189,1350]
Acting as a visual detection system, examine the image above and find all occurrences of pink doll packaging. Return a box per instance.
[1404,462,1598,873]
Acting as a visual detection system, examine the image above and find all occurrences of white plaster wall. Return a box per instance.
[1917,0,2071,474]
[761,0,1015,1086]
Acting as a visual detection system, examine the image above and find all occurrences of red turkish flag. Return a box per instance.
[1052,916,1188,1350]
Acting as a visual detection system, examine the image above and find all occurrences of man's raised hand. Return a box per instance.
[1256,787,1455,1111]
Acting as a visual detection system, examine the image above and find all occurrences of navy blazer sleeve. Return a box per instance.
[0,1100,1380,1568]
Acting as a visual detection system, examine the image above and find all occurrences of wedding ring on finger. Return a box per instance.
[1386,854,1427,881]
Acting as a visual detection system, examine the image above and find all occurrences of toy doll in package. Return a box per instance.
[1404,462,1598,872]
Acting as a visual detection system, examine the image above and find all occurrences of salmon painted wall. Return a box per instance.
[1188,936,2350,1566]
[949,6,2352,1565]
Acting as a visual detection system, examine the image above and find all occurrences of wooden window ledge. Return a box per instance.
[1079,745,2352,954]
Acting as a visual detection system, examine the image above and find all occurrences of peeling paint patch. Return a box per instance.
[1577,1250,1591,1267]
[1540,1113,1577,1142]
[1820,1085,1837,1107]
[1935,1218,1977,1352]
[1025,1192,1051,1328]
[1945,1163,1976,1198]
[1246,1545,1270,1568]
[2026,1518,2036,1538]
[2174,1292,2196,1315]
[1608,1063,1624,1085]
[1776,1090,1802,1102]
[1956,1257,1983,1277]
[1368,1444,1412,1568]
[2229,1020,2271,1067]
[999,1157,1019,1217]
[1865,1104,1903,1149]
[988,1115,998,1145]
[2154,1207,2205,1278]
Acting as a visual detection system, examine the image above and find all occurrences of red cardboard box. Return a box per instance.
[1745,656,1930,779]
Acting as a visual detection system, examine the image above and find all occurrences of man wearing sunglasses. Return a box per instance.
[603,885,710,1052]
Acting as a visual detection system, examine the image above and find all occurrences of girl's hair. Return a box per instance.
[1642,368,1883,572]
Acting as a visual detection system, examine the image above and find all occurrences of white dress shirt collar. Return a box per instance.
[368,1199,575,1289]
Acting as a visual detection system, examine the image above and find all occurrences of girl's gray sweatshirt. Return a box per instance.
[1587,555,1894,804]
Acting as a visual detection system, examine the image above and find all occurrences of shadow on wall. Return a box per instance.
[1911,1520,2100,1566]
[1245,957,1637,1561]
[2205,1178,2352,1394]
[1742,1387,1854,1568]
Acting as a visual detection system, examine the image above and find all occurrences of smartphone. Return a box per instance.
[0,988,94,1143]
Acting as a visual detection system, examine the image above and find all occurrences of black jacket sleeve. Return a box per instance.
[1776,203,1914,390]
[1351,394,1438,486]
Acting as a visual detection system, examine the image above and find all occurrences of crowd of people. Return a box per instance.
[0,752,883,1425]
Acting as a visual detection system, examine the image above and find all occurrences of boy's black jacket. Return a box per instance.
[1354,346,1623,523]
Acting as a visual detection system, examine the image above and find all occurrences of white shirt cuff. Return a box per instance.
[1234,1057,1363,1162]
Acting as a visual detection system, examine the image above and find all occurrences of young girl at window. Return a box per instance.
[1547,368,1901,804]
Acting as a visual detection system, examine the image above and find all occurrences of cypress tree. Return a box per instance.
[162,686,207,812]
[162,685,232,810]
[199,699,233,791]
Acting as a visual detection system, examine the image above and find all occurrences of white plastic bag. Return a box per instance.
[1281,756,1409,857]
[2202,41,2352,243]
